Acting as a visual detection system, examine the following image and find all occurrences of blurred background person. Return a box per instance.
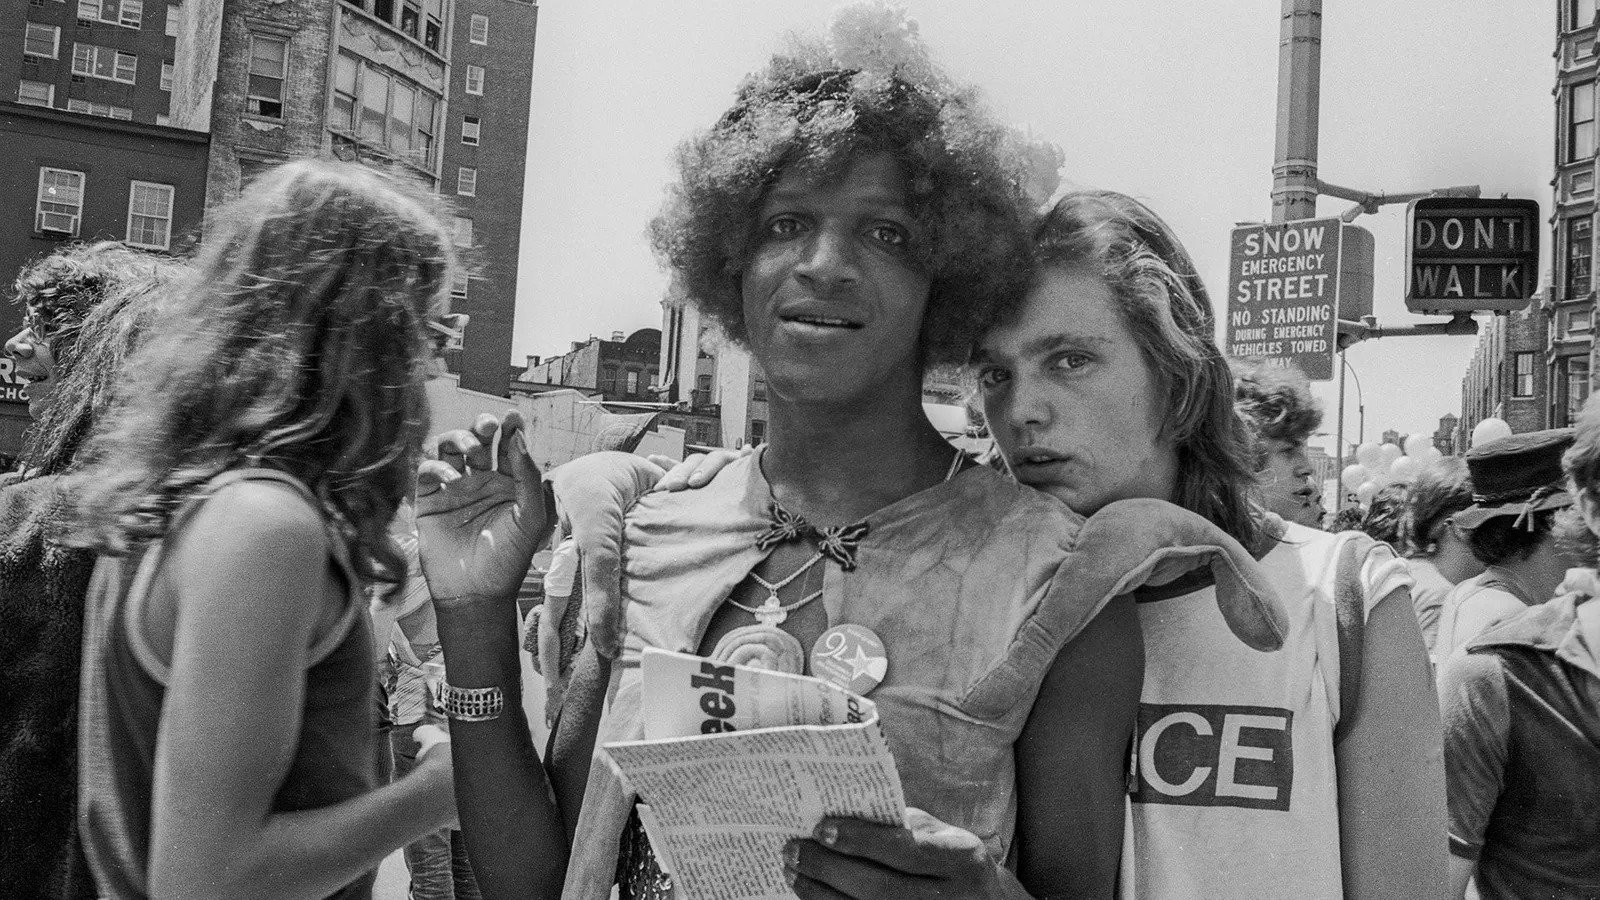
[1398,458,1486,661]
[0,244,180,899]
[1435,429,1580,659]
[1232,358,1325,528]
[1440,401,1600,899]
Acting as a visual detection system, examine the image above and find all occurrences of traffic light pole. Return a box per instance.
[1271,0,1481,506]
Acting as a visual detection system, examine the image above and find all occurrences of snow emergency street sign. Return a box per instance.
[1405,198,1538,314]
[1225,218,1373,382]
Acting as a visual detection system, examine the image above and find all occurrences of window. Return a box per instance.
[449,272,468,300]
[600,366,617,394]
[17,80,54,107]
[246,34,286,118]
[399,0,419,38]
[126,181,174,249]
[24,23,60,59]
[1569,216,1593,299]
[165,3,179,36]
[373,0,393,23]
[697,374,711,391]
[73,43,138,83]
[452,216,473,248]
[464,64,484,95]
[1566,357,1592,426]
[66,98,133,118]
[1570,81,1595,162]
[750,419,766,444]
[1512,352,1535,397]
[161,59,173,91]
[752,378,766,401]
[625,371,639,396]
[332,51,358,130]
[1572,0,1597,30]
[36,168,85,235]
[1571,306,1595,334]
[456,166,476,196]
[387,80,415,153]
[424,11,441,50]
[461,115,479,145]
[78,0,141,27]
[469,13,488,44]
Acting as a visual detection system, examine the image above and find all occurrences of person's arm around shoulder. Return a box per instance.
[1336,550,1448,900]
[1437,646,1511,900]
[1015,593,1144,899]
[151,480,455,900]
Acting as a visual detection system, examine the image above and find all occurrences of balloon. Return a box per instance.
[1340,464,1368,491]
[1390,456,1420,482]
[1418,445,1444,464]
[1356,481,1378,505]
[1369,470,1391,488]
[1403,434,1431,458]
[1355,442,1383,469]
[1379,443,1404,468]
[1472,418,1513,448]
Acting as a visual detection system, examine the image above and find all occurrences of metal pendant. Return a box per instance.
[753,596,787,626]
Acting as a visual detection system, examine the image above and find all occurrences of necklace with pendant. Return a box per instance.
[723,551,824,626]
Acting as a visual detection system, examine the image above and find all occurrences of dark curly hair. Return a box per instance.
[1357,483,1409,547]
[11,241,160,370]
[1231,358,1323,458]
[650,59,1034,367]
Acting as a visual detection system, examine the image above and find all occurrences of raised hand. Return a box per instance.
[415,410,552,603]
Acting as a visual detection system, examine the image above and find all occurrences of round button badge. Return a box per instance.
[810,623,888,696]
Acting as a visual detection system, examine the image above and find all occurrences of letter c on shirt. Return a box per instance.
[1139,711,1213,796]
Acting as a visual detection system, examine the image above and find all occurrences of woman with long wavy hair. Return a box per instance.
[69,159,459,900]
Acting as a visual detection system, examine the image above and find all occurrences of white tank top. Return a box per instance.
[1120,523,1412,899]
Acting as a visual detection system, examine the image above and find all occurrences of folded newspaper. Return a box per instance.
[601,648,906,900]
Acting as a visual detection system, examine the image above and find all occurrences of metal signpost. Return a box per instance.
[1224,217,1373,382]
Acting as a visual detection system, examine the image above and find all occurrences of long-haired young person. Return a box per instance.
[70,160,459,900]
[0,251,181,899]
[974,190,1444,899]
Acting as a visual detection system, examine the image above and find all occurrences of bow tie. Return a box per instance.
[755,501,870,571]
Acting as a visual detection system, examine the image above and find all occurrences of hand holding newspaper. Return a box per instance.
[601,648,906,900]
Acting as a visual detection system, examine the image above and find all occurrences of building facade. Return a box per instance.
[1552,1,1599,426]
[517,328,663,403]
[1459,306,1550,443]
[170,0,535,396]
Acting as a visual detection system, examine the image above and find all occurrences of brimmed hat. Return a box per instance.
[1454,428,1576,531]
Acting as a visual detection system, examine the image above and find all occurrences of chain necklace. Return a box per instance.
[724,552,824,626]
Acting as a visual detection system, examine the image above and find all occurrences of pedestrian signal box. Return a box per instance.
[1405,198,1539,314]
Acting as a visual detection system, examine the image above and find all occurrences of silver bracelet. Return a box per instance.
[437,683,504,722]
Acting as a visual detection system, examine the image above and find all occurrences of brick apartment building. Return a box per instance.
[0,0,207,457]
[171,0,536,397]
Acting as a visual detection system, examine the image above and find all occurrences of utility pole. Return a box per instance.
[1271,0,1321,225]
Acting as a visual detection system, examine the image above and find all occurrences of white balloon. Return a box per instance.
[1355,442,1384,469]
[1369,470,1391,488]
[1379,443,1404,468]
[1340,464,1368,491]
[1356,481,1379,505]
[1390,456,1420,482]
[1403,434,1431,458]
[1419,445,1444,464]
[1472,418,1513,447]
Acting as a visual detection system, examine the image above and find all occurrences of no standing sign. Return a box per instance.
[1225,218,1373,381]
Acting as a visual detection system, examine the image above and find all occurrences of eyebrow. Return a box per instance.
[760,189,911,212]
[984,332,1114,362]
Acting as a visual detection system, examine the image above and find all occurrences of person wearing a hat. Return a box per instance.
[1434,428,1581,659]
[1439,408,1600,899]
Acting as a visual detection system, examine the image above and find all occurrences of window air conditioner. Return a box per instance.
[37,212,78,235]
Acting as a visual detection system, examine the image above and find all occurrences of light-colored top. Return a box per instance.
[1435,572,1530,662]
[563,453,1286,898]
[1406,556,1453,661]
[77,469,375,900]
[1122,522,1411,900]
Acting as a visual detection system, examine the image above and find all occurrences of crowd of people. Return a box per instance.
[0,11,1594,900]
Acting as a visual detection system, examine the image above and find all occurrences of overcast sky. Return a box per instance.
[509,2,1553,454]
